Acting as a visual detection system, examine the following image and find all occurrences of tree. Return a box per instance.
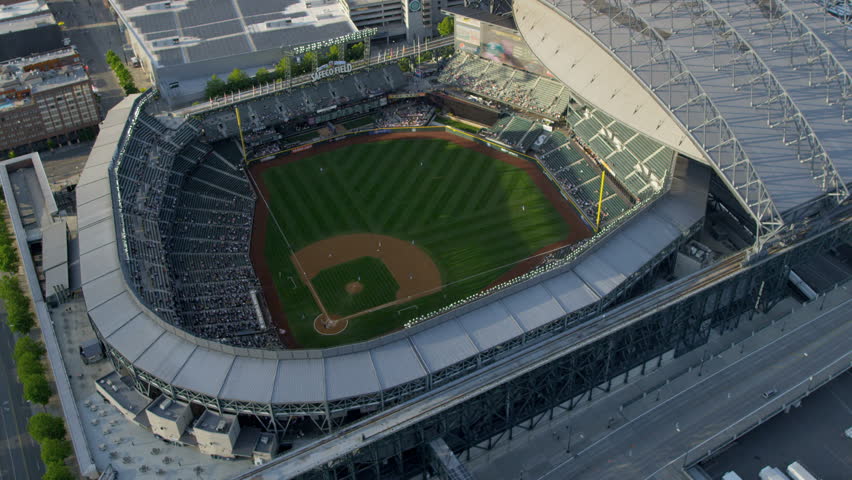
[254,67,271,84]
[105,50,121,69]
[42,462,75,480]
[346,42,365,61]
[23,374,51,405]
[398,57,411,72]
[226,68,249,91]
[205,75,225,99]
[7,150,15,159]
[294,51,317,75]
[0,240,18,273]
[437,16,454,37]
[14,337,45,363]
[46,139,57,150]
[6,295,35,334]
[28,413,66,442]
[328,44,341,61]
[0,274,21,299]
[39,438,72,466]
[15,351,44,377]
[436,45,454,58]
[274,57,290,79]
[416,51,433,64]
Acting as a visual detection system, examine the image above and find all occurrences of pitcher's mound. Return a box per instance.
[345,281,364,295]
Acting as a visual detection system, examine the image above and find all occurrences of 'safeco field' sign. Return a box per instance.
[312,61,352,81]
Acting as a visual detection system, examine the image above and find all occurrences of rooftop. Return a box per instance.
[0,0,48,22]
[111,0,355,68]
[145,394,190,421]
[195,410,235,434]
[0,10,55,35]
[95,372,150,416]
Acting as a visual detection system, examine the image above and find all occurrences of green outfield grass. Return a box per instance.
[261,138,572,348]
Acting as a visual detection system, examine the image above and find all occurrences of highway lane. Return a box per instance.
[536,297,852,480]
[0,311,44,480]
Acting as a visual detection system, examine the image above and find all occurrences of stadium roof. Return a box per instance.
[442,6,517,30]
[77,94,709,409]
[109,0,355,68]
[515,0,851,238]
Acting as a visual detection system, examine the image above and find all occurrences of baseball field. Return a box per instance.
[250,132,591,348]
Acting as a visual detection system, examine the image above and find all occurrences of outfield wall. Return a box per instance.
[79,93,702,429]
[248,123,669,328]
[250,124,600,230]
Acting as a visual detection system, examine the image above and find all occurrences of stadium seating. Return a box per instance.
[197,64,406,142]
[439,53,570,118]
[113,108,279,348]
[566,104,675,201]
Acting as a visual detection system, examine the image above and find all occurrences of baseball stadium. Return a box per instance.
[73,0,851,477]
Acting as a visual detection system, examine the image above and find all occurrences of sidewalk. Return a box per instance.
[466,281,852,479]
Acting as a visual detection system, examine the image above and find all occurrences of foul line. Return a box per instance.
[245,166,332,321]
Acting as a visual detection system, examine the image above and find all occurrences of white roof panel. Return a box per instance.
[75,177,111,207]
[172,348,235,396]
[106,314,164,362]
[412,320,478,373]
[573,254,626,297]
[79,242,119,284]
[77,152,111,187]
[81,269,124,310]
[622,213,680,254]
[370,340,426,389]
[41,221,67,270]
[597,234,652,275]
[134,333,197,383]
[543,271,600,311]
[272,358,325,403]
[88,291,142,337]
[45,264,69,295]
[458,302,523,351]
[77,194,114,230]
[325,353,381,401]
[501,284,567,331]
[78,219,115,257]
[220,357,278,403]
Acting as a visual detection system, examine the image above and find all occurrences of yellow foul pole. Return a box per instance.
[235,106,248,164]
[596,170,606,231]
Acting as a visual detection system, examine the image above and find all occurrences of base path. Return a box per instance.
[249,131,592,347]
[295,233,443,335]
[294,233,442,301]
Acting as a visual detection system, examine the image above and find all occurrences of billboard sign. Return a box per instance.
[454,16,482,55]
[312,61,352,81]
[479,24,552,77]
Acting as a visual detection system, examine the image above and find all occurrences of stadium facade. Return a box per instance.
[108,0,462,107]
[74,1,852,477]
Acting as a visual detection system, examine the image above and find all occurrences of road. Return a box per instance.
[531,298,852,480]
[0,308,44,480]
[48,0,150,116]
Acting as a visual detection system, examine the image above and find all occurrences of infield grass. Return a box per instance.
[312,256,399,317]
[261,138,572,348]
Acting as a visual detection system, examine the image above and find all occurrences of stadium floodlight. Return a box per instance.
[290,28,378,55]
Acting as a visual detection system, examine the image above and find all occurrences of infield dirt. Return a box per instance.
[248,131,592,348]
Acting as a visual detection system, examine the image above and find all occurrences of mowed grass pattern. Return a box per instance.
[262,138,571,347]
[312,257,399,317]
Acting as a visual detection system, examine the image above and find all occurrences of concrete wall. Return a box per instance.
[146,398,193,443]
[195,418,241,457]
